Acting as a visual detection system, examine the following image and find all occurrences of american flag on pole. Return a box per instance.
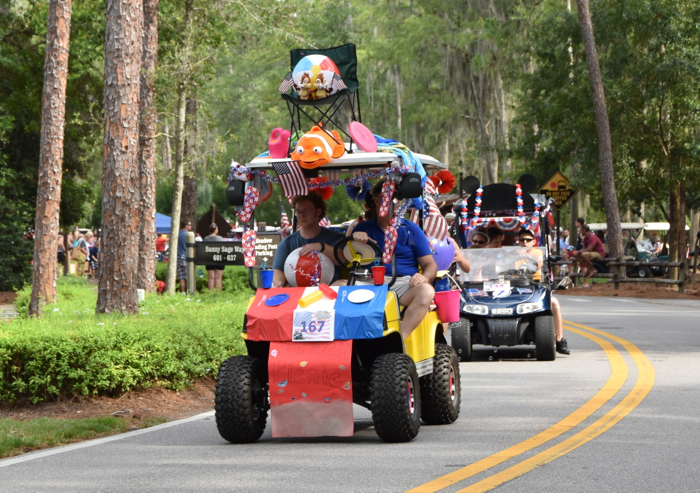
[278,72,295,93]
[411,178,448,240]
[331,73,348,92]
[272,161,308,198]
[280,202,291,238]
[319,216,331,228]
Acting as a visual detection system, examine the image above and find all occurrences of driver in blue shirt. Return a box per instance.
[352,181,438,340]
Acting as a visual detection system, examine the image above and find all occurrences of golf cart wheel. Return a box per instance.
[451,317,473,362]
[636,266,652,278]
[419,344,461,425]
[215,356,269,443]
[370,353,421,442]
[534,315,556,361]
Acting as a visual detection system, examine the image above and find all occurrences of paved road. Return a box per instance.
[1,296,699,492]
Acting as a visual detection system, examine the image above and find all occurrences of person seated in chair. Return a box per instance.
[272,193,347,287]
[351,181,438,341]
[518,229,569,355]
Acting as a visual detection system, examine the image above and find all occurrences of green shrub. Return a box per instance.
[154,262,253,293]
[0,278,250,404]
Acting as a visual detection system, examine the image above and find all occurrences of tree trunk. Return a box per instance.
[165,81,188,295]
[29,0,73,317]
[164,0,194,295]
[97,0,143,314]
[667,177,686,280]
[575,0,623,261]
[162,119,172,170]
[181,97,197,225]
[136,0,159,292]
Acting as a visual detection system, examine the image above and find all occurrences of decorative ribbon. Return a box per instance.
[382,225,398,264]
[238,186,260,223]
[242,229,257,267]
[379,181,396,217]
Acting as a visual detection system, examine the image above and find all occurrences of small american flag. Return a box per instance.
[272,161,308,197]
[319,216,331,228]
[278,72,295,93]
[331,73,347,92]
[280,202,291,237]
[423,195,448,240]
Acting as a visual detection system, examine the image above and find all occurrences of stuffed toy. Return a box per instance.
[291,124,345,169]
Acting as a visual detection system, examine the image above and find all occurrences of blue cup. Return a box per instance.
[260,270,273,289]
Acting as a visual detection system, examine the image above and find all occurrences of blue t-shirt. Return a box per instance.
[353,217,432,277]
[272,228,346,283]
[177,229,188,259]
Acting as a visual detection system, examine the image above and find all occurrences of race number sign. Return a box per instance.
[292,310,335,342]
[292,287,336,342]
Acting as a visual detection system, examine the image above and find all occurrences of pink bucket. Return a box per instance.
[434,290,461,323]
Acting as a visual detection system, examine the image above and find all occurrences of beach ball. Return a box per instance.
[284,247,334,287]
[429,236,455,271]
[292,55,343,100]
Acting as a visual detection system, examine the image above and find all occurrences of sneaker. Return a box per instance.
[556,338,570,355]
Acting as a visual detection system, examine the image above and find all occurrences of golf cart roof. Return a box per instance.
[246,143,445,172]
[644,222,689,231]
[587,222,645,231]
[586,221,689,232]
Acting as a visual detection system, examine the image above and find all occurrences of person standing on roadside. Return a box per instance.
[177,220,192,293]
[203,223,224,291]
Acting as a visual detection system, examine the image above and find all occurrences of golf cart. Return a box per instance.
[215,44,461,444]
[450,177,558,362]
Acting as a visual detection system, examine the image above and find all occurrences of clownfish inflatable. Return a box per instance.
[291,124,345,170]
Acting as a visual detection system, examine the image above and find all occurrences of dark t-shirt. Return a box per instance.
[272,228,345,283]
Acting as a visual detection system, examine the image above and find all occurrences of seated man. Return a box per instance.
[517,229,569,355]
[486,227,504,248]
[272,193,346,287]
[572,224,606,288]
[352,182,438,340]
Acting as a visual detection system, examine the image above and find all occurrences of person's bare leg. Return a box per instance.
[207,270,215,291]
[180,278,186,293]
[552,297,563,341]
[215,270,223,291]
[398,283,435,340]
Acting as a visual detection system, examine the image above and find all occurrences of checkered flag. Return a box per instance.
[272,161,308,197]
[278,72,295,94]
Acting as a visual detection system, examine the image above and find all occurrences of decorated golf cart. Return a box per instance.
[449,176,559,362]
[215,44,462,443]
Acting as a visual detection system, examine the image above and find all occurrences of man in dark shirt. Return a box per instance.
[177,220,192,293]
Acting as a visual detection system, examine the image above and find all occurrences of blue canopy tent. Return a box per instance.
[156,213,173,235]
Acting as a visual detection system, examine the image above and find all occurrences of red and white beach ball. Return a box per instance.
[284,247,334,287]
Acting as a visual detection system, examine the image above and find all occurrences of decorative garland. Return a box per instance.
[515,183,526,225]
[229,161,410,190]
[470,187,483,229]
[287,251,322,286]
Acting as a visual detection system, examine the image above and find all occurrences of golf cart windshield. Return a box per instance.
[459,247,546,283]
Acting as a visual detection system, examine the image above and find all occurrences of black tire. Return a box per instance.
[636,266,652,278]
[535,315,556,361]
[419,344,461,425]
[451,317,472,362]
[369,353,421,442]
[215,356,269,443]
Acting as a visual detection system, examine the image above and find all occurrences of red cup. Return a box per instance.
[372,266,386,285]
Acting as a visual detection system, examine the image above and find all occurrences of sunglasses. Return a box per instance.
[519,237,535,242]
[472,239,486,245]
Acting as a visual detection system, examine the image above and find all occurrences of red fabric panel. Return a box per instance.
[268,341,354,437]
[246,288,306,342]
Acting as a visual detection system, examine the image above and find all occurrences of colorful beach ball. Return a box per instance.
[284,247,334,287]
[292,55,343,100]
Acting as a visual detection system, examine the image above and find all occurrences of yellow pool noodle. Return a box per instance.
[298,290,323,308]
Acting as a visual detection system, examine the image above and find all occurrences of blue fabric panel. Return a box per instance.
[334,285,387,340]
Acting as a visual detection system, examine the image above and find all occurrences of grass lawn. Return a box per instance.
[1,272,252,458]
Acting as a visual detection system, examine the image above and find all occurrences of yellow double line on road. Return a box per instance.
[408,321,655,493]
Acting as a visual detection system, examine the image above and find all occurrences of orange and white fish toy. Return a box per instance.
[291,124,345,170]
